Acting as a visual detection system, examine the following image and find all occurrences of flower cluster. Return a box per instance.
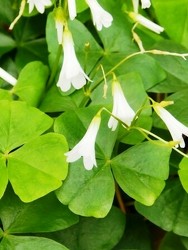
[8,1,188,173]
[10,0,113,92]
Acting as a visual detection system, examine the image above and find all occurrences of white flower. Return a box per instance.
[65,113,101,170]
[86,0,113,31]
[57,28,91,92]
[27,0,52,14]
[153,101,188,148]
[67,0,77,20]
[132,0,151,12]
[141,0,151,9]
[108,78,136,131]
[129,12,164,34]
[0,67,17,86]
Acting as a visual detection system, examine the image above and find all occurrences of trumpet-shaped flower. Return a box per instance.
[27,0,52,14]
[67,0,77,20]
[108,78,136,131]
[153,101,188,148]
[65,113,101,170]
[86,0,113,31]
[0,67,17,86]
[129,12,164,34]
[57,28,91,92]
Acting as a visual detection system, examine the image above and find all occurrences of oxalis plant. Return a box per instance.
[0,0,188,249]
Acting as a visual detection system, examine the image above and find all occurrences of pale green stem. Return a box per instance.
[46,45,62,89]
[131,126,188,158]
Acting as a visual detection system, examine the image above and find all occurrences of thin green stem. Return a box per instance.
[46,45,62,89]
[131,126,188,158]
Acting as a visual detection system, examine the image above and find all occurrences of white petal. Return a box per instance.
[65,114,101,170]
[141,0,151,9]
[27,0,52,13]
[68,0,77,20]
[83,155,96,170]
[65,147,81,162]
[108,80,135,131]
[132,0,139,13]
[57,30,91,92]
[129,12,164,34]
[154,105,188,148]
[55,21,64,44]
[108,116,118,131]
[86,0,113,31]
[71,73,87,89]
[0,67,17,86]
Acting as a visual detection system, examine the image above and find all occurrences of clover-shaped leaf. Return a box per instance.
[0,100,68,201]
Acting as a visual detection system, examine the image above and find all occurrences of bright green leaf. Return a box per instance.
[56,162,115,218]
[0,33,16,56]
[112,141,171,205]
[0,100,53,153]
[8,133,68,202]
[13,61,49,107]
[0,235,68,250]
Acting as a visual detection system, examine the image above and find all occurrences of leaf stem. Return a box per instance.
[115,182,126,214]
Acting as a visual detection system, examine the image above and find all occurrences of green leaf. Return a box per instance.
[0,33,16,56]
[153,0,188,48]
[8,133,68,202]
[0,235,68,250]
[0,187,78,233]
[150,40,188,87]
[15,39,49,70]
[42,206,125,250]
[13,61,49,107]
[39,84,77,112]
[135,179,188,236]
[0,100,53,153]
[0,89,12,101]
[56,162,115,218]
[179,157,188,193]
[112,141,171,205]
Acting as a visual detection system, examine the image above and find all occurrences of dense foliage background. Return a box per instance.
[0,0,188,249]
